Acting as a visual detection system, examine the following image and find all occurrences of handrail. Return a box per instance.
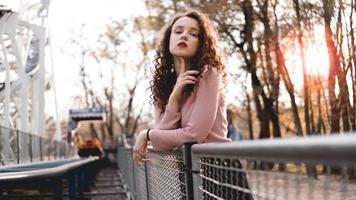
[0,157,78,170]
[192,134,356,166]
[0,156,99,182]
[119,134,356,200]
[0,126,76,166]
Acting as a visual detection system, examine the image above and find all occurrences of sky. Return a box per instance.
[0,0,148,120]
[47,0,147,119]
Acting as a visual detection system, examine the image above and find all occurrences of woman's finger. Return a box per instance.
[133,153,138,163]
[181,70,199,77]
[179,80,196,86]
[133,150,145,162]
[178,76,197,84]
[137,149,146,157]
[180,75,197,81]
[133,153,143,164]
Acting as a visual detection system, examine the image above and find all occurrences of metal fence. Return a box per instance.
[118,134,356,200]
[118,146,187,200]
[146,149,186,199]
[0,126,76,166]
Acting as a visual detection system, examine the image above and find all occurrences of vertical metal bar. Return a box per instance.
[40,137,43,161]
[65,143,68,158]
[128,150,135,199]
[29,133,33,162]
[0,127,2,166]
[16,130,19,164]
[55,142,58,159]
[130,150,137,199]
[68,173,76,200]
[53,178,63,200]
[183,142,196,200]
[191,152,201,200]
[144,161,150,200]
[78,169,86,193]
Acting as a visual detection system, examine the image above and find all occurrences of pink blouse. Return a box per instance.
[149,67,231,151]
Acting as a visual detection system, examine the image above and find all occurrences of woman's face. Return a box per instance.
[169,16,200,59]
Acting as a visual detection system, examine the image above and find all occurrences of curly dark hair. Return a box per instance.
[150,9,226,112]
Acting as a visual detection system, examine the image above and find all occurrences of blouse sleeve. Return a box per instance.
[154,104,181,130]
[150,68,220,151]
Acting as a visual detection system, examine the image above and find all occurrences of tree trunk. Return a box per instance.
[241,0,266,139]
[257,0,281,138]
[316,77,326,135]
[336,0,351,132]
[274,43,303,136]
[294,0,316,179]
[323,0,341,133]
[293,0,311,136]
[246,91,254,140]
[272,0,303,137]
[348,0,356,130]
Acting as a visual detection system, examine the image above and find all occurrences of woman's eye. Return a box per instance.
[175,30,182,34]
[191,33,198,37]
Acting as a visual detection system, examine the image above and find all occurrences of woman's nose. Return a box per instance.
[180,33,187,40]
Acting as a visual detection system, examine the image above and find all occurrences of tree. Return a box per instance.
[91,17,153,138]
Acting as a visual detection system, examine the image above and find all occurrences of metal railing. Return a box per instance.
[118,147,186,200]
[118,134,356,200]
[146,149,186,199]
[0,126,76,166]
[0,156,98,181]
[0,156,100,200]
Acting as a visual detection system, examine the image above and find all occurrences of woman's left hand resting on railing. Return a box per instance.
[133,129,149,166]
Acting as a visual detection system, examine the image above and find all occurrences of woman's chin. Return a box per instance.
[172,53,192,59]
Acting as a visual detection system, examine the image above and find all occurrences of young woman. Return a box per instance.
[133,9,254,200]
[133,9,229,161]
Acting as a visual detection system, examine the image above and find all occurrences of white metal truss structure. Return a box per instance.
[0,1,50,164]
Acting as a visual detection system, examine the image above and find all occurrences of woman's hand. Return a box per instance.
[133,129,149,166]
[168,57,199,111]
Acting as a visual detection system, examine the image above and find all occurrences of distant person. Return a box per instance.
[227,108,243,141]
[66,130,72,143]
[89,123,98,139]
[133,9,253,200]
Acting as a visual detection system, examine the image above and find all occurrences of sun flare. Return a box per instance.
[304,41,330,77]
[285,25,330,89]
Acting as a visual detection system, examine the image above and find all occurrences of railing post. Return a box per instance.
[68,172,76,200]
[29,133,33,162]
[16,130,19,164]
[55,142,58,159]
[144,161,150,200]
[130,150,137,200]
[52,178,63,200]
[40,137,43,161]
[191,151,201,200]
[183,142,196,200]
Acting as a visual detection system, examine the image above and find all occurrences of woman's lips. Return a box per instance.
[177,42,187,48]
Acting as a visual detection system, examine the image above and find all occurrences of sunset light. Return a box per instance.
[304,41,330,77]
[285,26,330,89]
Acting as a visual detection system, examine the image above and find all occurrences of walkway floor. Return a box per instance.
[247,170,356,200]
[79,164,127,200]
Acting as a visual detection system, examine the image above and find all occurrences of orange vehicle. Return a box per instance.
[74,133,103,157]
[69,108,104,157]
